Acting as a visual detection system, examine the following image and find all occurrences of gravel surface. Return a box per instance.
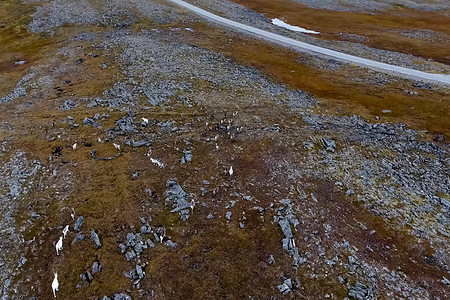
[0,0,449,299]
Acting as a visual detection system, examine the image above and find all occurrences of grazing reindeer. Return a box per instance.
[52,272,59,298]
[62,226,69,239]
[55,236,63,255]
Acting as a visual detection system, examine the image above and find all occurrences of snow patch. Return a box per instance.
[271,18,319,34]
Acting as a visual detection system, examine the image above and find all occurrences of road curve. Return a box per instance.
[169,0,450,86]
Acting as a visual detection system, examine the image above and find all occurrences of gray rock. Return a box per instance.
[226,211,232,220]
[303,141,314,150]
[165,178,192,221]
[146,239,155,248]
[277,283,290,295]
[60,100,77,110]
[141,225,152,234]
[86,271,94,283]
[165,240,177,249]
[275,199,303,268]
[239,222,245,229]
[119,243,127,254]
[18,256,27,268]
[345,189,355,196]
[442,277,450,285]
[114,293,131,300]
[123,269,138,280]
[321,138,336,152]
[31,212,41,219]
[413,81,434,90]
[83,118,95,125]
[181,150,192,164]
[102,297,112,300]
[72,232,85,244]
[132,139,152,148]
[268,255,275,265]
[206,213,214,219]
[74,216,84,232]
[126,233,138,247]
[154,232,161,243]
[134,243,144,256]
[348,282,371,300]
[90,230,102,249]
[115,114,136,134]
[125,251,136,261]
[439,197,450,210]
[136,265,144,279]
[92,261,101,274]
[80,273,87,281]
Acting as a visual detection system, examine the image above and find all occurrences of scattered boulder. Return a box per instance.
[125,251,136,262]
[83,118,95,126]
[131,139,152,148]
[181,150,192,164]
[141,225,152,234]
[442,277,450,285]
[86,271,94,283]
[92,261,102,274]
[136,265,145,279]
[277,278,292,295]
[165,178,192,221]
[115,113,137,134]
[348,282,372,300]
[114,293,131,300]
[274,199,305,268]
[134,243,144,256]
[164,240,177,249]
[74,216,84,232]
[146,239,155,248]
[90,230,102,249]
[31,212,40,219]
[72,232,85,244]
[303,141,314,150]
[346,189,355,196]
[60,100,77,110]
[321,138,336,152]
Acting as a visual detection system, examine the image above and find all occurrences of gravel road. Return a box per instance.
[169,0,450,86]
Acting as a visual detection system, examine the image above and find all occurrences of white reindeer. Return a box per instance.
[72,143,77,151]
[228,166,234,177]
[55,236,63,255]
[62,225,69,239]
[190,199,197,212]
[113,143,121,151]
[52,272,59,298]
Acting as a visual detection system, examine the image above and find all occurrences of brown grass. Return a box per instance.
[179,23,450,138]
[229,0,450,64]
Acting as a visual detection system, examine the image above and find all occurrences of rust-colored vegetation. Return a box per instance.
[230,0,450,64]
[180,23,450,138]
